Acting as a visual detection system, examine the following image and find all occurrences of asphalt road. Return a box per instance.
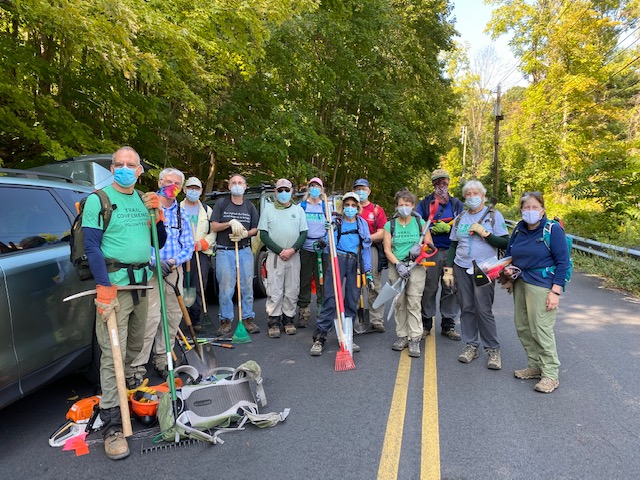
[1,271,639,480]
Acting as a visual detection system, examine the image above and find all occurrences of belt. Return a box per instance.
[336,251,357,259]
[217,245,249,250]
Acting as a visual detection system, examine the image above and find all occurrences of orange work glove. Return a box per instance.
[194,239,209,252]
[95,285,120,322]
[147,208,165,227]
[141,192,159,210]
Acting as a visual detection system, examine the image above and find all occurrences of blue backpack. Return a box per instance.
[541,219,573,287]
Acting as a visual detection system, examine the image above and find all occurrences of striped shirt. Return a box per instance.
[150,200,194,266]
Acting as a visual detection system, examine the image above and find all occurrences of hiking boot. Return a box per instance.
[422,326,431,339]
[486,348,502,370]
[458,344,479,364]
[126,372,145,390]
[104,430,129,460]
[441,329,461,341]
[392,337,410,351]
[514,367,542,380]
[310,341,323,356]
[535,377,559,393]
[242,318,260,334]
[154,365,169,380]
[408,337,421,358]
[284,323,297,335]
[372,322,385,333]
[352,342,360,353]
[192,324,202,333]
[268,325,281,338]
[216,320,233,337]
[297,306,311,328]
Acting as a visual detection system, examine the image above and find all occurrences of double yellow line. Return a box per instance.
[377,334,441,480]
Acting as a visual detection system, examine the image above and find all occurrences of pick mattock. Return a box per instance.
[63,284,153,438]
[324,195,355,371]
[232,239,251,344]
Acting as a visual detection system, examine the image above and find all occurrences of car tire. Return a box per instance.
[205,259,219,304]
[253,248,268,298]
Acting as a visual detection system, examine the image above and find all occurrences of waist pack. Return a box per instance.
[157,361,290,444]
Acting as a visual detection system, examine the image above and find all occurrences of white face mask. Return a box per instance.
[465,196,483,210]
[522,210,542,225]
[397,206,412,218]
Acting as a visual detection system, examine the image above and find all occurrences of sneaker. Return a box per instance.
[514,367,542,380]
[392,337,409,351]
[104,430,129,460]
[458,344,479,363]
[352,342,360,353]
[535,377,559,393]
[310,341,323,356]
[372,322,385,333]
[486,348,502,370]
[284,323,297,335]
[297,306,311,328]
[126,372,145,390]
[216,320,233,336]
[408,337,421,358]
[242,318,260,334]
[441,329,462,341]
[268,325,281,338]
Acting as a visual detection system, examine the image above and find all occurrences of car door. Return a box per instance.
[0,185,94,401]
[0,259,19,408]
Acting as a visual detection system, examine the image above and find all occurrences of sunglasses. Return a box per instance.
[523,191,542,196]
[277,187,291,193]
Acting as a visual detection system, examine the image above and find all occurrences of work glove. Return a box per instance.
[160,259,175,277]
[95,284,120,322]
[229,229,248,243]
[313,239,327,252]
[395,262,411,280]
[141,192,159,210]
[469,222,489,238]
[147,208,165,227]
[324,221,331,231]
[409,243,422,261]
[228,219,243,236]
[431,221,451,235]
[194,239,209,252]
[365,271,374,291]
[442,267,454,288]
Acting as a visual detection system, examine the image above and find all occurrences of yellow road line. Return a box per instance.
[421,333,441,479]
[377,352,412,479]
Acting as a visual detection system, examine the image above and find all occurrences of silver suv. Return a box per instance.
[0,168,98,409]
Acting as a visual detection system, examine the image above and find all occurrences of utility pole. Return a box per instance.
[493,84,504,198]
[460,125,468,181]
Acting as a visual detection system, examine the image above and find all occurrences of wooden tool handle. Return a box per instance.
[106,310,133,437]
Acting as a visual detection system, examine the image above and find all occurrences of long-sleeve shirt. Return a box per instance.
[150,200,195,267]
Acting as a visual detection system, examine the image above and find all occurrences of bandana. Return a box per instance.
[159,184,181,199]
[434,185,450,205]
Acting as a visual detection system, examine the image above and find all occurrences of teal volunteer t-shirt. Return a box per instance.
[384,216,424,262]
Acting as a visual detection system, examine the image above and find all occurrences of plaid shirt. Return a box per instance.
[150,200,194,266]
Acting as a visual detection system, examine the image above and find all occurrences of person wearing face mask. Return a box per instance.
[353,178,388,332]
[296,177,329,327]
[416,169,464,341]
[258,179,308,338]
[503,192,570,394]
[446,180,509,369]
[132,167,195,382]
[82,146,167,460]
[310,192,372,356]
[179,177,216,332]
[383,189,433,358]
[211,174,260,336]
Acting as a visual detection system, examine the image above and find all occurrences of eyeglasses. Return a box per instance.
[277,187,291,193]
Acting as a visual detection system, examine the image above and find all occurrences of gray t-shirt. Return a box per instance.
[450,207,508,269]
[258,202,308,249]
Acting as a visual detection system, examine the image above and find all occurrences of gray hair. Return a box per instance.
[228,174,247,184]
[159,168,185,185]
[461,180,486,197]
[112,146,140,165]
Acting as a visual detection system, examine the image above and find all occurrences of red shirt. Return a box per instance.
[360,202,387,235]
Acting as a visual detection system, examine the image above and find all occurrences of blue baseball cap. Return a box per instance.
[353,178,370,188]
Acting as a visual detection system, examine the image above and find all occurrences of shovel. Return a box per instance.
[177,327,217,374]
[183,259,197,308]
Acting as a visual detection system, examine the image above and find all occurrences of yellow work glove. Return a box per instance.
[469,222,489,238]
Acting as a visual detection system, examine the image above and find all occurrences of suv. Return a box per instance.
[0,168,98,409]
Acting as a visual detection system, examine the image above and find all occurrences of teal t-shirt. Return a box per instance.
[82,185,152,286]
[384,216,424,261]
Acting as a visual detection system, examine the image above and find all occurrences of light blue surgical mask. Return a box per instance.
[113,166,137,188]
[277,191,292,204]
[465,196,483,210]
[230,185,245,196]
[522,210,542,225]
[186,189,201,202]
[397,206,412,218]
[343,206,358,219]
[356,190,368,202]
[309,187,321,199]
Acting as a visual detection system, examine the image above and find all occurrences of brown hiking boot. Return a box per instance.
[408,337,421,358]
[216,320,233,336]
[268,325,281,338]
[284,323,297,335]
[104,430,129,460]
[242,318,260,334]
[458,344,479,363]
[392,337,409,351]
[535,377,559,393]
[486,348,502,370]
[514,367,542,379]
[372,322,385,333]
[441,329,461,341]
[297,306,310,328]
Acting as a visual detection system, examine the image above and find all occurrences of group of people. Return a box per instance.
[85,146,570,461]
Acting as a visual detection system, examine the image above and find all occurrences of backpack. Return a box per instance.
[452,208,505,258]
[69,189,143,281]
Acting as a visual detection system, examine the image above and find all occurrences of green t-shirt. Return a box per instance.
[82,185,152,286]
[384,216,424,262]
[257,202,308,249]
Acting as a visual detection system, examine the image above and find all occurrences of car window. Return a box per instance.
[0,186,72,253]
[55,188,90,215]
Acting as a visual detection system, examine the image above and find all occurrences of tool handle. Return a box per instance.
[106,310,133,437]
[210,342,235,349]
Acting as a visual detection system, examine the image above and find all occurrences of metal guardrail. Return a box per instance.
[504,220,640,262]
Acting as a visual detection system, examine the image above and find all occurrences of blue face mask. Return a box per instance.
[309,187,321,199]
[230,185,245,196]
[356,190,368,202]
[465,196,483,210]
[343,206,358,219]
[522,210,542,225]
[113,166,137,188]
[277,191,292,204]
[397,206,412,218]
[186,190,201,202]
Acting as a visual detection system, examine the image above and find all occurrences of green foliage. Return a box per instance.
[573,252,640,297]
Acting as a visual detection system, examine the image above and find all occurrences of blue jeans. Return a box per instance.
[215,247,255,321]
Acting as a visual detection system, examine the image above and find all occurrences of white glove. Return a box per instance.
[442,267,454,288]
[228,219,243,236]
[229,228,248,243]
